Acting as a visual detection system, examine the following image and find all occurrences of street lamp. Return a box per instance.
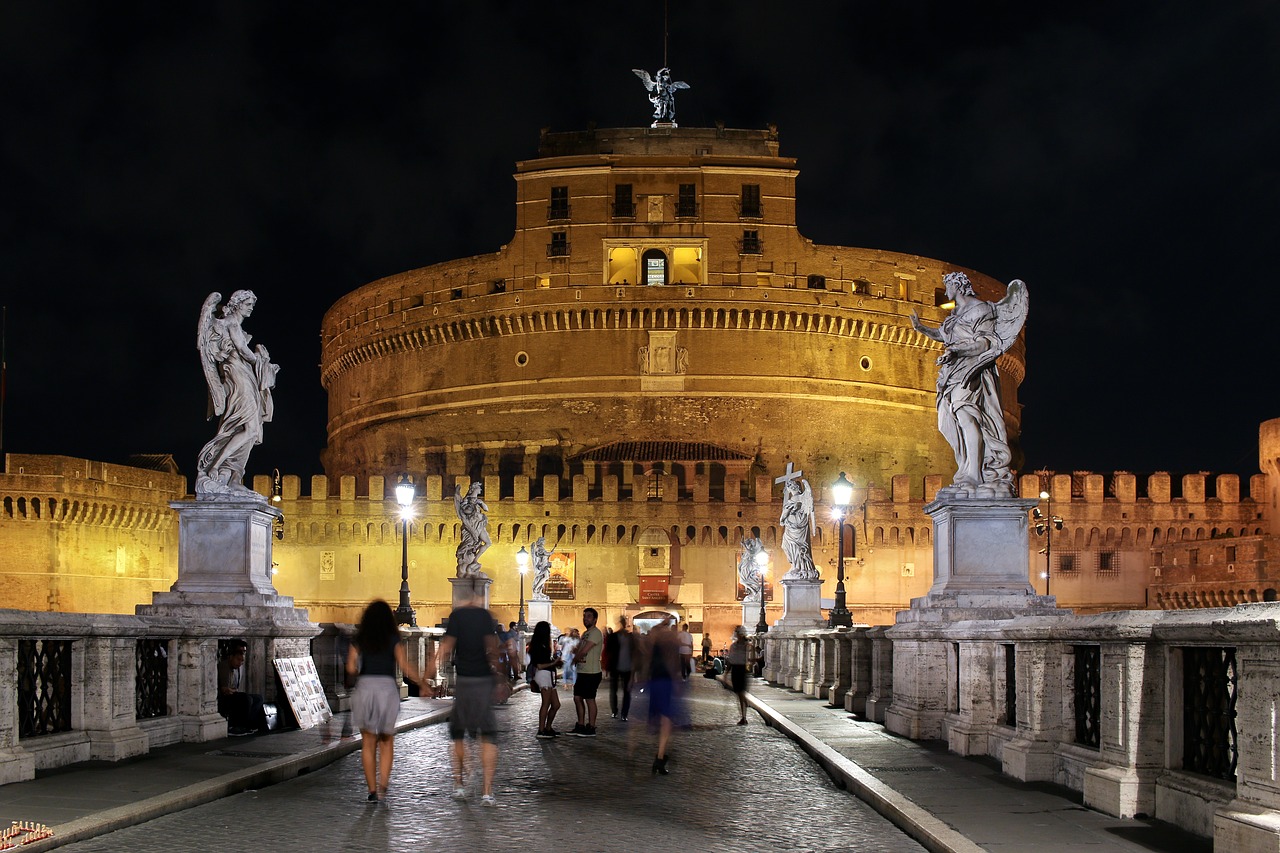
[828,472,855,628]
[1033,489,1063,597]
[393,474,417,626]
[515,545,530,631]
[754,550,770,634]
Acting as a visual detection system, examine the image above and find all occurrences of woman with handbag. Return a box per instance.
[529,621,562,738]
[346,599,429,802]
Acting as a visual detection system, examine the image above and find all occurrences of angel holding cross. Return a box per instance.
[777,465,818,581]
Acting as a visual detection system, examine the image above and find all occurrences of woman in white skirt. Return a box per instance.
[529,621,562,738]
[346,600,428,802]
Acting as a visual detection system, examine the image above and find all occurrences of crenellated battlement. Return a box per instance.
[1,454,186,530]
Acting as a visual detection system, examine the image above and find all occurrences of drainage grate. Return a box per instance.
[863,765,941,773]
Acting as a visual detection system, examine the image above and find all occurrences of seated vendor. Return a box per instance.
[217,640,267,735]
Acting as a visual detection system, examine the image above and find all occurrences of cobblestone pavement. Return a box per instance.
[58,678,924,853]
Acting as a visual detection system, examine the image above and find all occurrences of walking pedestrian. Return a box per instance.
[647,616,682,774]
[529,621,562,738]
[559,628,580,690]
[570,608,603,736]
[428,584,502,806]
[677,623,695,679]
[345,600,429,802]
[604,616,634,721]
[727,625,751,725]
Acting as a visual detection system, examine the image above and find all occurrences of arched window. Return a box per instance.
[642,248,668,286]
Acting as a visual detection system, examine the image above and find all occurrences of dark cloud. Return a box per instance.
[1,0,1275,481]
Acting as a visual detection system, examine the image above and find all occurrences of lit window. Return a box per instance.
[642,248,667,286]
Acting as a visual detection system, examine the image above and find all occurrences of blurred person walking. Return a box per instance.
[429,584,503,806]
[604,616,634,721]
[727,625,751,725]
[647,617,683,774]
[345,600,429,802]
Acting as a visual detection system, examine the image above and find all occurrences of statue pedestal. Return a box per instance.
[527,598,553,630]
[885,496,1065,741]
[450,576,493,611]
[742,601,765,631]
[775,577,824,629]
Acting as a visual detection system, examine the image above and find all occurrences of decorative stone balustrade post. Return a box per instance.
[825,632,851,707]
[0,638,35,784]
[863,627,894,722]
[802,633,826,696]
[80,635,149,761]
[1216,639,1280,849]
[174,636,228,741]
[841,630,872,714]
[1001,640,1066,782]
[944,640,1000,757]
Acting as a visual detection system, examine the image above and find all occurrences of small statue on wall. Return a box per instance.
[738,536,766,600]
[531,536,551,599]
[454,482,491,577]
[910,273,1029,499]
[632,67,690,127]
[195,291,280,500]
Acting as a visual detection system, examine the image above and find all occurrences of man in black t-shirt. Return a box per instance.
[432,586,501,806]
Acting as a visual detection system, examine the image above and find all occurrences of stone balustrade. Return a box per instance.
[758,602,1280,849]
[0,610,440,786]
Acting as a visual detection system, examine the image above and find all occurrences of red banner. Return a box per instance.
[638,576,669,605]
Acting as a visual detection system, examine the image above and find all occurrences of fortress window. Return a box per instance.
[676,184,697,218]
[807,274,826,290]
[1097,551,1118,574]
[642,248,668,286]
[740,230,761,255]
[548,231,569,257]
[548,186,570,221]
[491,279,506,294]
[613,184,635,219]
[740,184,761,218]
[853,279,871,296]
[450,288,463,300]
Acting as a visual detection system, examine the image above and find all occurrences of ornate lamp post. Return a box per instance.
[515,545,530,631]
[828,472,855,627]
[393,474,417,626]
[1033,489,1062,596]
[754,551,770,634]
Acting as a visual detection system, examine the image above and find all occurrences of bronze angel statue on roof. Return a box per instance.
[632,67,690,127]
[910,273,1029,499]
[195,291,279,500]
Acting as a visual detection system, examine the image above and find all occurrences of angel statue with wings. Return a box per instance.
[737,536,766,600]
[779,477,818,580]
[195,291,279,500]
[910,272,1029,499]
[530,536,552,599]
[632,67,690,127]
[454,481,492,577]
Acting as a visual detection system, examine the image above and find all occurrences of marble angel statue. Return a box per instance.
[530,536,552,599]
[737,536,766,601]
[453,481,492,577]
[910,272,1029,499]
[195,290,279,500]
[632,67,690,126]
[779,477,818,580]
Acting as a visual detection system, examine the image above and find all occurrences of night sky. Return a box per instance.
[3,2,1276,487]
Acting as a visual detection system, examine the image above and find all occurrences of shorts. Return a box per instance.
[573,671,602,700]
[730,663,748,694]
[449,675,497,740]
[534,669,554,691]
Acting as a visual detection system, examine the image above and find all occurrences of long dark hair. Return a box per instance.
[355,599,398,654]
[530,621,552,659]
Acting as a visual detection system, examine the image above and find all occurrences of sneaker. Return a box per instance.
[228,727,254,737]
[452,787,468,801]
[481,794,497,807]
[366,792,378,803]
[568,723,586,736]
[581,725,597,737]
[536,729,553,739]
[547,728,560,737]
[620,715,628,722]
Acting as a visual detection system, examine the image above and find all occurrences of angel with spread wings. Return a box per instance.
[779,477,818,580]
[195,291,279,500]
[910,272,1029,498]
[632,67,690,126]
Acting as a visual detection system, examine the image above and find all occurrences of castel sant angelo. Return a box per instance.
[3,82,1279,636]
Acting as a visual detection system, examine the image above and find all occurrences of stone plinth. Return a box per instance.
[527,598,553,630]
[742,600,766,632]
[775,578,824,629]
[162,499,282,597]
[922,495,1042,598]
[885,496,1066,741]
[450,576,493,611]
